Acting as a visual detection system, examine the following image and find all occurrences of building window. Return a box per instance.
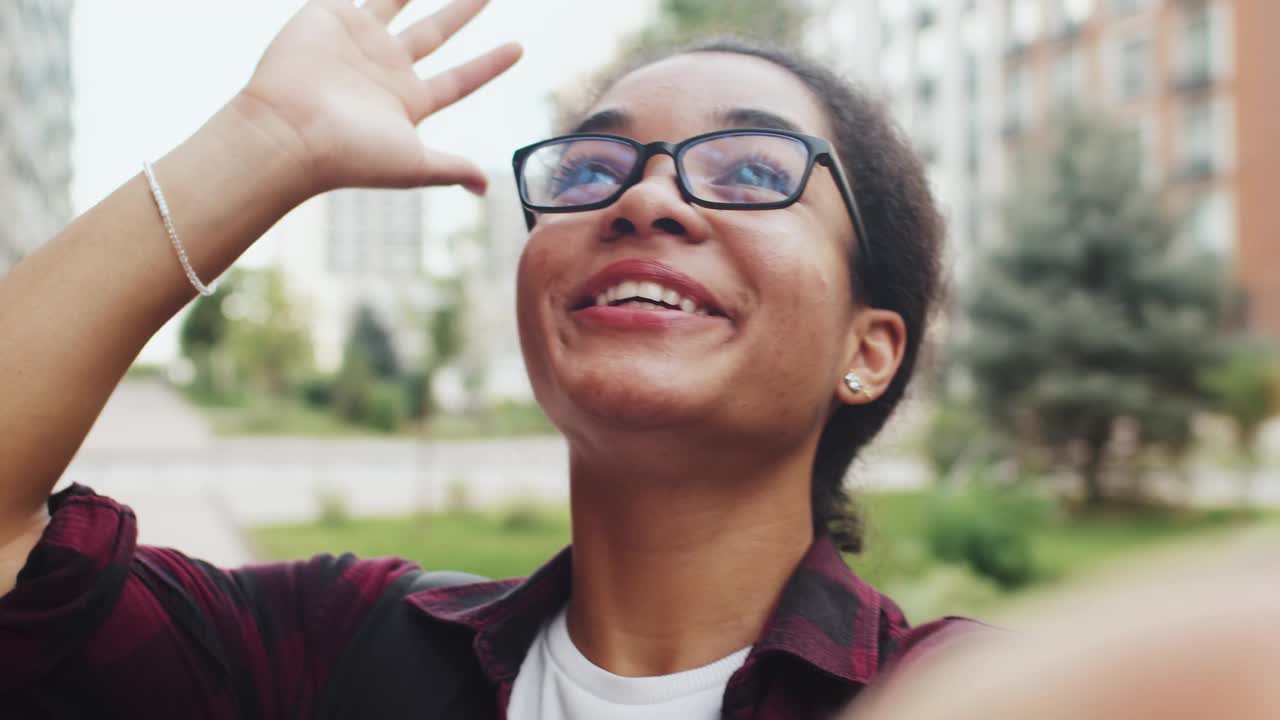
[962,2,987,53]
[327,189,425,275]
[1178,98,1218,178]
[1175,5,1214,89]
[1136,114,1161,187]
[1004,65,1032,134]
[1052,47,1087,104]
[1182,189,1235,256]
[1009,0,1042,49]
[882,38,910,95]
[1054,0,1092,37]
[917,24,944,77]
[1110,33,1151,101]
[1107,0,1148,15]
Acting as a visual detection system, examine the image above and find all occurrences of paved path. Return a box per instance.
[61,380,255,565]
[59,380,1280,567]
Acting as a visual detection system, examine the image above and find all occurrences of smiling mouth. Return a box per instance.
[572,280,728,318]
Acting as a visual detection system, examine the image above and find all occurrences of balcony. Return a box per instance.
[1001,117,1025,138]
[1174,63,1214,92]
[1053,20,1083,42]
[1004,40,1030,61]
[1178,156,1215,181]
[915,7,937,30]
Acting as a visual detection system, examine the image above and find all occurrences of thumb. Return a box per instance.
[417,148,489,195]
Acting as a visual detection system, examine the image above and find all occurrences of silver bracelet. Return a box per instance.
[141,160,217,297]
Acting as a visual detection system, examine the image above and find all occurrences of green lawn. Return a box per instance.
[252,506,572,581]
[194,394,558,440]
[249,490,1275,622]
[200,400,378,437]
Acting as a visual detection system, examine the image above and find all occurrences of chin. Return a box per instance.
[541,364,717,434]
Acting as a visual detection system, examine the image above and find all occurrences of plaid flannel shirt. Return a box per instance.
[0,485,973,718]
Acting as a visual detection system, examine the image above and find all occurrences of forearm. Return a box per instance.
[0,94,313,530]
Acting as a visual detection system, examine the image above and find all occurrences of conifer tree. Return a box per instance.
[966,110,1229,507]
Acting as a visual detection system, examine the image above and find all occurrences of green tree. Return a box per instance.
[179,280,232,355]
[178,275,236,400]
[224,269,314,397]
[618,0,810,63]
[334,304,402,429]
[346,304,400,379]
[1200,342,1279,467]
[412,278,466,420]
[965,109,1230,508]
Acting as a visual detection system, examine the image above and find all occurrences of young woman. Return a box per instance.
[0,0,963,717]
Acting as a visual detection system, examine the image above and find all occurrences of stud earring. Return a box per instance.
[843,371,870,397]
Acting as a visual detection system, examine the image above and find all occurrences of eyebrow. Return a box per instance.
[571,110,628,135]
[569,107,805,137]
[715,107,803,134]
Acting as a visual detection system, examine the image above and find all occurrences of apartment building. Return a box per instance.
[811,0,1006,286]
[0,0,74,273]
[997,0,1277,333]
[814,0,1278,335]
[268,188,436,372]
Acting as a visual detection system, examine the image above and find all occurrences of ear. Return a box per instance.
[835,308,907,405]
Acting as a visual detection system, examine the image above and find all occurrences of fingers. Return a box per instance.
[411,42,522,120]
[361,0,410,24]
[399,0,490,60]
[418,148,488,194]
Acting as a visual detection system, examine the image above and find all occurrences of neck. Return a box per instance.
[564,441,815,677]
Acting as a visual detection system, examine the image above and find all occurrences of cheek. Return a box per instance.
[736,227,854,397]
[514,239,561,369]
[734,217,852,338]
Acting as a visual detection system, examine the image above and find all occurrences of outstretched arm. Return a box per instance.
[0,0,521,595]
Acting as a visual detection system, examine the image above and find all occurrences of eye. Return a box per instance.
[550,156,625,199]
[711,156,795,196]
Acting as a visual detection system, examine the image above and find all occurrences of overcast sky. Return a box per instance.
[71,0,657,362]
[71,0,658,213]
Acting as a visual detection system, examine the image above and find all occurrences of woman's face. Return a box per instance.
[516,52,871,454]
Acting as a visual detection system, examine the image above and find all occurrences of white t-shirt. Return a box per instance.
[508,607,752,720]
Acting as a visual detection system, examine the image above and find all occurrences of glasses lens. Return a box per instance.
[680,133,810,205]
[521,138,637,208]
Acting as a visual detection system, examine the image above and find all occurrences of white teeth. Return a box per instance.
[593,279,715,316]
[637,282,664,303]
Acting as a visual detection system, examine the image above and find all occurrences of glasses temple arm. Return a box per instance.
[820,155,873,268]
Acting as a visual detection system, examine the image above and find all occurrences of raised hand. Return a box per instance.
[237,0,521,195]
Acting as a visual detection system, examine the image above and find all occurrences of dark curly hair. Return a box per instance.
[569,38,945,553]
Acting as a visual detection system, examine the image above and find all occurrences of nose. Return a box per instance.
[600,155,711,244]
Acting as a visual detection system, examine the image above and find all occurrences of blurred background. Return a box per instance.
[3,0,1277,623]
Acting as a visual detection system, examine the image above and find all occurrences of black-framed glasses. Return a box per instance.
[511,128,871,263]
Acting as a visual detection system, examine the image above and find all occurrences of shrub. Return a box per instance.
[333,347,376,424]
[403,370,431,420]
[298,375,335,409]
[499,498,546,533]
[365,380,407,433]
[445,478,472,513]
[925,481,1050,589]
[315,486,351,528]
[922,401,1001,483]
[882,565,1004,621]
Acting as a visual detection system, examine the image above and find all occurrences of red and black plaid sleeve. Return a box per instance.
[0,484,417,718]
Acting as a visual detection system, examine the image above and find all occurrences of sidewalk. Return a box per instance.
[64,379,255,567]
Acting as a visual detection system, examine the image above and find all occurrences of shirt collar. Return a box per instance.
[408,535,905,688]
